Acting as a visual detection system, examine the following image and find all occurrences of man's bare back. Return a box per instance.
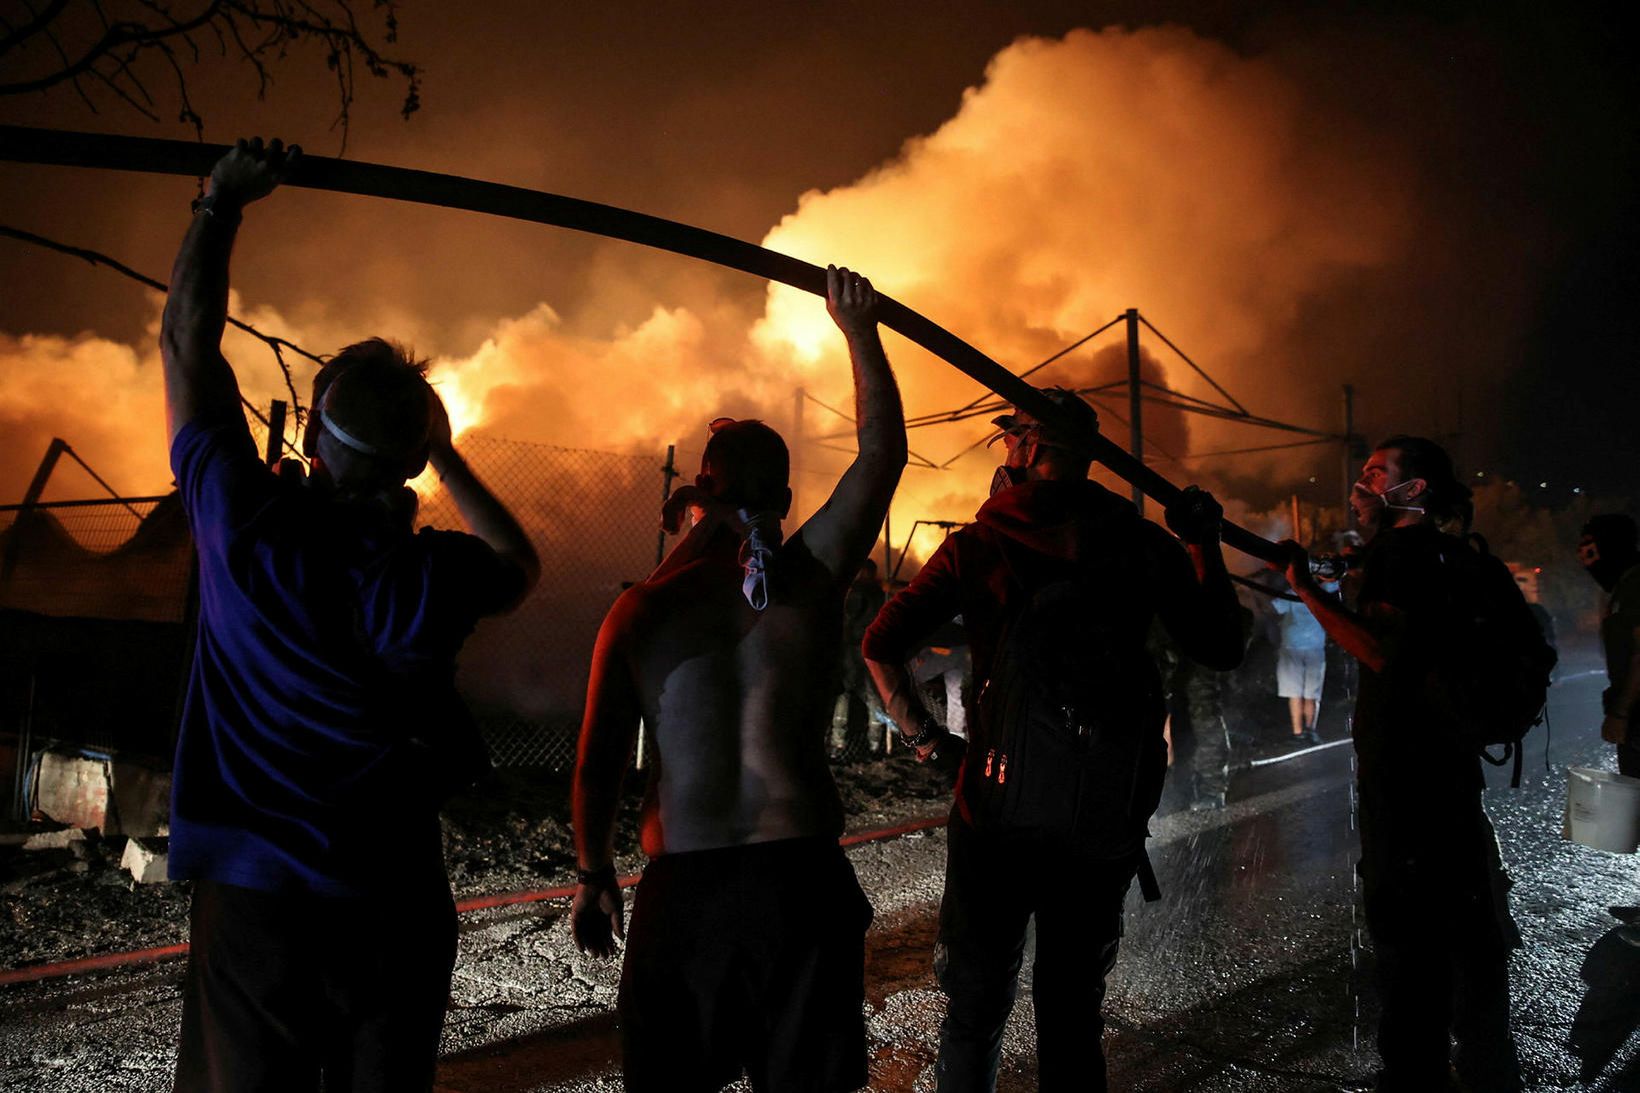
[614,525,846,854]
[573,265,906,958]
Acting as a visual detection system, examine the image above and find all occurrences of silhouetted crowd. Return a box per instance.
[158,137,1625,1093]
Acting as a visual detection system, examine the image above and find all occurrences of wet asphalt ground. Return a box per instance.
[2,660,1637,1091]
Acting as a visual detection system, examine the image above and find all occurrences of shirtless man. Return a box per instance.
[571,265,906,1093]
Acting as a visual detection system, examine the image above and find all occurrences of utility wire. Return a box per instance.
[947,312,1127,415]
[1137,312,1248,415]
[803,391,945,470]
[0,223,316,461]
[60,444,142,519]
[1151,437,1337,464]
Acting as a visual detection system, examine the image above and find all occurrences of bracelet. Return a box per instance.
[901,713,941,750]
[577,864,617,888]
[190,191,243,225]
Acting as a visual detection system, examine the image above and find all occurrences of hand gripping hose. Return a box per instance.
[0,124,1283,564]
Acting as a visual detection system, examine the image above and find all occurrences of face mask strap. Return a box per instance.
[1356,476,1426,515]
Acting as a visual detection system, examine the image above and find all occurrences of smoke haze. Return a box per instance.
[3,13,1632,545]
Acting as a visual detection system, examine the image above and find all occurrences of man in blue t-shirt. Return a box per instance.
[162,138,540,1092]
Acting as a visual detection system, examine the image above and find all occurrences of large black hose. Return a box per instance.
[0,124,1282,564]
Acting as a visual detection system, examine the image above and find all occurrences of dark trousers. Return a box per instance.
[1185,677,1230,802]
[1619,736,1640,778]
[174,878,457,1093]
[934,817,1136,1093]
[618,838,872,1093]
[1359,797,1521,1093]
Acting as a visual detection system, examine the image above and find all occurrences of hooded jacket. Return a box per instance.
[863,478,1242,698]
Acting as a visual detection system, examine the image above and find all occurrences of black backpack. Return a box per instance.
[1427,532,1557,786]
[961,530,1167,868]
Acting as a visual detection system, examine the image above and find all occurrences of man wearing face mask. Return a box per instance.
[162,139,540,1091]
[1578,514,1640,777]
[862,387,1243,1092]
[1276,436,1523,1093]
[571,266,904,1092]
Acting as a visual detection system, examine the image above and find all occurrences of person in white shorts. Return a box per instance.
[1271,575,1337,743]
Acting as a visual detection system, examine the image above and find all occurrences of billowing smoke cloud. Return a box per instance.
[0,331,164,503]
[750,25,1413,563]
[0,294,331,502]
[5,25,1421,584]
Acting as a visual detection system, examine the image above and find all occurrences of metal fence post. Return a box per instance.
[265,400,287,468]
[655,445,677,568]
[638,445,679,773]
[1,438,66,585]
[1125,309,1144,515]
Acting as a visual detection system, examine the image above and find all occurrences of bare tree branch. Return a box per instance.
[0,0,71,61]
[0,1,420,152]
[0,221,323,444]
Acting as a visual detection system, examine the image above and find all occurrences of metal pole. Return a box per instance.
[1342,384,1356,529]
[639,444,678,773]
[883,509,892,585]
[1,438,67,584]
[791,387,804,519]
[1125,309,1144,515]
[12,665,36,820]
[265,400,287,468]
[655,444,677,568]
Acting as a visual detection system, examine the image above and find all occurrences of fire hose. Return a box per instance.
[0,124,1285,565]
[0,815,949,988]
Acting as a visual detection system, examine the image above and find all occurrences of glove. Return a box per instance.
[1164,485,1223,545]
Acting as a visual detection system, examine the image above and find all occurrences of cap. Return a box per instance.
[988,386,1100,454]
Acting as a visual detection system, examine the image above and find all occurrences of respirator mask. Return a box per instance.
[1354,477,1425,516]
[987,425,1036,497]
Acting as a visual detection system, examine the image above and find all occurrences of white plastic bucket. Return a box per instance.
[1565,767,1640,854]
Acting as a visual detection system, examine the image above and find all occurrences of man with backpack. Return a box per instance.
[862,388,1243,1092]
[1577,513,1640,777]
[1277,435,1551,1093]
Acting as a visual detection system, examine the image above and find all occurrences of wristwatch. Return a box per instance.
[190,191,242,225]
[576,864,617,889]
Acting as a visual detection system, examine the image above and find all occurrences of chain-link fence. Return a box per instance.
[1,424,914,777]
[413,433,667,769]
[0,496,193,623]
[1,496,195,797]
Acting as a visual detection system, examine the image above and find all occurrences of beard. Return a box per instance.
[1350,493,1383,538]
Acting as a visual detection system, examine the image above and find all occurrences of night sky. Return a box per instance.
[1,2,1635,533]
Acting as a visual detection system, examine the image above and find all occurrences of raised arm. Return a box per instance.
[160,137,301,445]
[863,536,964,761]
[796,266,908,580]
[425,393,541,609]
[570,597,642,958]
[1277,541,1393,673]
[1155,488,1245,671]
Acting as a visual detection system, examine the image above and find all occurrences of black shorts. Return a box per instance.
[175,878,457,1093]
[618,837,874,1093]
